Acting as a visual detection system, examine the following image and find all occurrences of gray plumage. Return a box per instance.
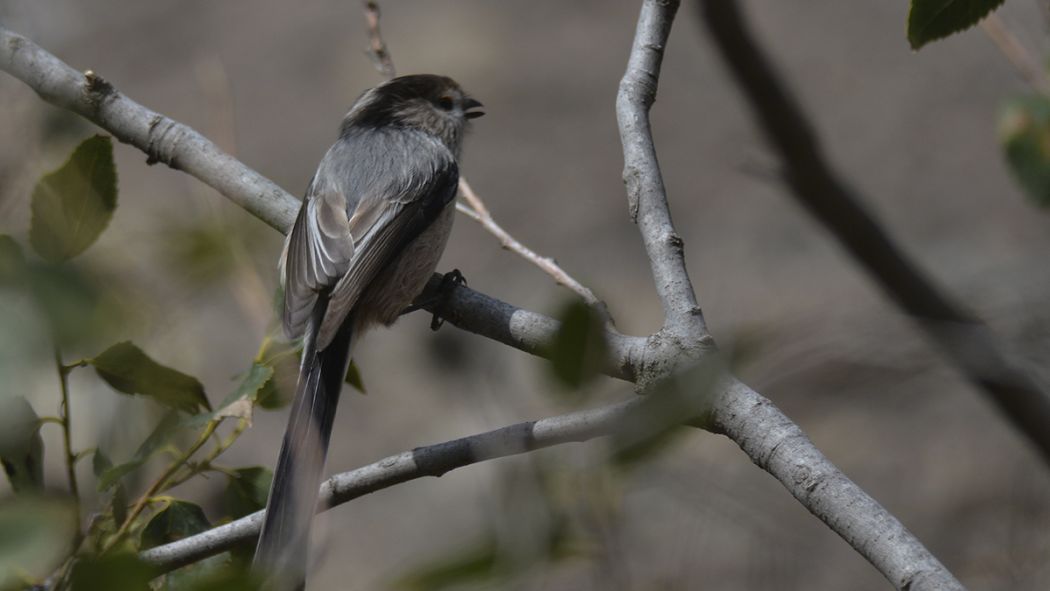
[255,74,482,590]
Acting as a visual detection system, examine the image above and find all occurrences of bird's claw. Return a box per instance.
[400,269,467,331]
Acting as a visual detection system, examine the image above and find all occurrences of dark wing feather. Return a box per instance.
[316,161,458,348]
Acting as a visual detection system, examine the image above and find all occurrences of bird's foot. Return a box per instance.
[400,269,467,330]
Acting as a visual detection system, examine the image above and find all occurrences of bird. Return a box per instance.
[253,74,483,590]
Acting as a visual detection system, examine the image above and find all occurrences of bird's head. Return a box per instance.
[342,74,484,155]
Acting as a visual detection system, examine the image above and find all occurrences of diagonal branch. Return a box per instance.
[139,397,646,572]
[455,182,614,325]
[697,0,1050,466]
[617,0,706,340]
[361,1,396,79]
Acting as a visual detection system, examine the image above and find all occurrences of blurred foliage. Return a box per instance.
[0,497,77,589]
[0,236,24,285]
[140,501,211,550]
[161,220,241,287]
[1000,96,1050,207]
[29,135,116,264]
[0,136,295,589]
[220,467,272,520]
[0,397,44,494]
[907,0,1005,49]
[546,300,608,396]
[18,258,127,349]
[69,553,157,591]
[92,450,130,529]
[95,412,183,493]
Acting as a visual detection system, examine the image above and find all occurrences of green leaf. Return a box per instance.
[0,396,44,494]
[344,359,366,393]
[89,341,210,413]
[907,0,1005,49]
[216,363,273,422]
[254,341,301,410]
[1000,96,1050,207]
[70,552,158,591]
[98,412,183,491]
[221,467,272,520]
[140,500,211,550]
[0,235,25,285]
[29,135,118,263]
[92,450,130,528]
[547,300,608,392]
[0,497,78,588]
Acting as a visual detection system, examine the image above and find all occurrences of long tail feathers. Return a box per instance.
[254,297,354,590]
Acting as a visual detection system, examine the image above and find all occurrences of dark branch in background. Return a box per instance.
[698,0,1050,465]
[616,2,961,588]
[1,5,964,587]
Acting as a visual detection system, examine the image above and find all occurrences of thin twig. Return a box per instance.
[980,13,1050,95]
[53,346,81,537]
[362,1,396,80]
[165,418,249,489]
[360,3,611,320]
[102,420,219,553]
[456,180,615,324]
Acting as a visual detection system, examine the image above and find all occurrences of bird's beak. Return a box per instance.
[463,97,485,119]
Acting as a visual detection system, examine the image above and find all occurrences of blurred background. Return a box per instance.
[2,0,1050,589]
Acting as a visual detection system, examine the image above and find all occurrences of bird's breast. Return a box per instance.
[354,202,456,331]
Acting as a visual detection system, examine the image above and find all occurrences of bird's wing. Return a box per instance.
[280,155,459,347]
[316,161,459,348]
[280,188,356,339]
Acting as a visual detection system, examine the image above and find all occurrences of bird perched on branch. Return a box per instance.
[254,74,484,590]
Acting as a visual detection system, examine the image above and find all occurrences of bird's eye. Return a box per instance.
[437,96,454,111]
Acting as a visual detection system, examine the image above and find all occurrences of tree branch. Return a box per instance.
[0,24,601,374]
[1,13,963,588]
[139,397,646,572]
[697,0,1050,466]
[0,28,297,234]
[417,274,640,382]
[711,378,964,590]
[618,1,962,587]
[617,0,706,340]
